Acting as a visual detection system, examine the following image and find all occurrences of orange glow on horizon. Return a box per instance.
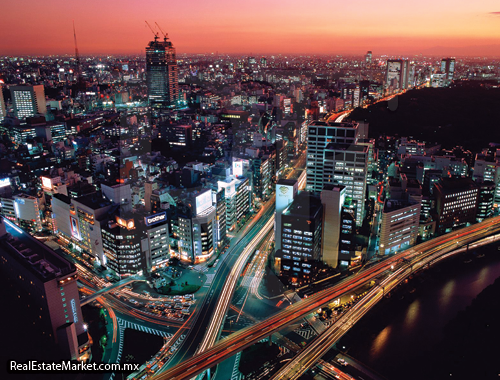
[2,0,500,56]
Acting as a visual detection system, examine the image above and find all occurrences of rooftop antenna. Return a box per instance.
[73,20,80,79]
[155,22,168,41]
[145,21,159,41]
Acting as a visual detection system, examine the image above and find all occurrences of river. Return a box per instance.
[344,244,500,380]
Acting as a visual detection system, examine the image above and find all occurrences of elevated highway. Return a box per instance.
[153,215,500,380]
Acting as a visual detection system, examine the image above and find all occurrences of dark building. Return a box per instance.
[433,177,478,233]
[476,180,495,222]
[146,35,179,107]
[279,192,323,286]
[0,217,90,361]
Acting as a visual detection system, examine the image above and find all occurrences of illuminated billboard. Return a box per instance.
[195,190,212,215]
[0,178,11,188]
[145,212,167,226]
[70,216,81,240]
[116,216,135,230]
[276,184,296,213]
[232,161,243,177]
[41,177,52,190]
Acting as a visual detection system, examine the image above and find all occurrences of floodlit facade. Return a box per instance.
[379,199,420,255]
[10,85,47,120]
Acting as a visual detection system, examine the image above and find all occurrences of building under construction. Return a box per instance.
[145,23,179,108]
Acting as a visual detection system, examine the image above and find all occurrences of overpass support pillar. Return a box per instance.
[206,367,211,380]
[268,334,273,346]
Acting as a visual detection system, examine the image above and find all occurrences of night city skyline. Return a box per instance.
[2,2,500,380]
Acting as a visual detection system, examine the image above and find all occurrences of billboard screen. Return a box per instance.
[41,177,52,190]
[195,190,212,215]
[70,216,81,240]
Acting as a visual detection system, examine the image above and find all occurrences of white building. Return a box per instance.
[379,199,420,255]
[10,85,47,120]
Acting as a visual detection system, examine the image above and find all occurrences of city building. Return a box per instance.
[433,177,479,233]
[385,60,410,91]
[320,184,345,268]
[379,199,421,255]
[275,179,298,252]
[441,58,456,81]
[278,192,323,286]
[146,35,179,107]
[102,211,170,276]
[10,85,47,120]
[306,121,359,192]
[0,85,6,123]
[0,217,90,361]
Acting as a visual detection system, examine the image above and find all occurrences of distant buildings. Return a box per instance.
[146,35,179,107]
[10,85,47,120]
[0,85,6,123]
[441,58,456,81]
[385,60,410,91]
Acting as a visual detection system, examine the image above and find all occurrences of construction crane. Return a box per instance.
[73,20,80,79]
[155,22,168,41]
[145,21,159,41]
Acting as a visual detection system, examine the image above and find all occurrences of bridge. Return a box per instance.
[153,215,500,380]
[80,276,138,306]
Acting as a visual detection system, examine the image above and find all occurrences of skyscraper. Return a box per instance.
[385,59,410,91]
[365,50,372,65]
[146,35,179,107]
[10,85,47,120]
[440,58,455,81]
[0,85,6,123]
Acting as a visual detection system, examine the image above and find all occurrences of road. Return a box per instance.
[153,215,500,380]
[164,204,276,369]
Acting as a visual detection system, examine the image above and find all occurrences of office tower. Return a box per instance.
[0,217,90,361]
[102,211,170,275]
[0,85,6,123]
[433,177,478,233]
[278,192,323,286]
[306,121,359,192]
[320,185,345,267]
[441,58,455,81]
[10,85,47,120]
[146,35,179,107]
[379,199,420,255]
[275,179,299,252]
[476,181,494,222]
[385,60,410,90]
[365,51,372,65]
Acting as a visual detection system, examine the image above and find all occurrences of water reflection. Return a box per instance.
[370,326,392,360]
[472,266,491,294]
[439,279,455,312]
[403,299,420,330]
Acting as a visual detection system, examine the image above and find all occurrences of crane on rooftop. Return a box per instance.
[145,21,159,41]
[155,22,169,41]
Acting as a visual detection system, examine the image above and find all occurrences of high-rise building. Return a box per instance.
[385,60,410,91]
[441,58,456,81]
[365,51,372,65]
[0,217,90,361]
[278,192,323,286]
[10,85,47,120]
[275,179,299,252]
[146,35,179,107]
[0,85,6,123]
[306,121,359,192]
[320,185,345,267]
